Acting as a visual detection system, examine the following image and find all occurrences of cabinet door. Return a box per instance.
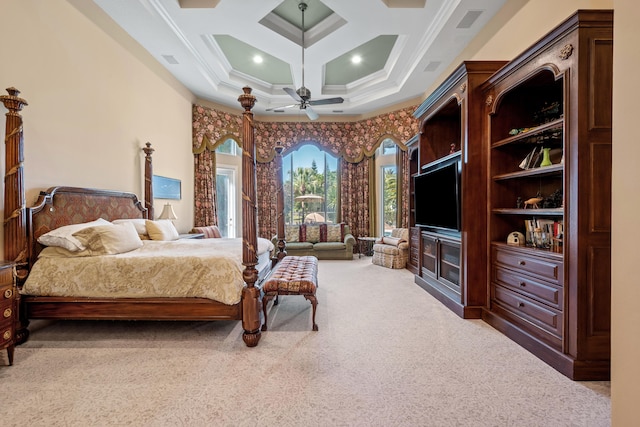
[409,227,420,268]
[421,233,437,278]
[438,238,461,291]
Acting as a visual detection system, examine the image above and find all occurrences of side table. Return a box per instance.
[0,261,16,365]
[357,237,377,258]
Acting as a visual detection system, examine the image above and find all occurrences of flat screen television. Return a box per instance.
[414,154,461,232]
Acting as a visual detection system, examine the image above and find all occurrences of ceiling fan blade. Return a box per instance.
[303,105,319,120]
[265,103,299,111]
[283,87,303,102]
[308,97,344,106]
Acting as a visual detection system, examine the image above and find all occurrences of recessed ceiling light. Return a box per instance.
[351,55,362,64]
[253,55,263,64]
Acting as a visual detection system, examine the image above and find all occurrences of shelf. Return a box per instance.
[493,164,563,180]
[421,150,461,171]
[441,259,459,269]
[492,118,563,148]
[493,208,563,216]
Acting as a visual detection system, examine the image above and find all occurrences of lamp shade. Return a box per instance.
[158,203,178,221]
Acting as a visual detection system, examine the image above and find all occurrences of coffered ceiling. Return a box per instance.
[90,0,508,119]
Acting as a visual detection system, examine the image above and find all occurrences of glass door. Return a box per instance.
[216,168,236,237]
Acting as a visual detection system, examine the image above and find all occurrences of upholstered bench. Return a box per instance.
[261,255,319,331]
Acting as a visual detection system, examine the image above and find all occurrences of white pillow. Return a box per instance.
[37,218,110,251]
[73,222,143,255]
[112,218,148,236]
[145,220,179,241]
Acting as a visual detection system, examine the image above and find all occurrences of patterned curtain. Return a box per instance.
[339,157,372,239]
[397,147,409,229]
[368,157,376,237]
[256,161,278,239]
[193,148,217,227]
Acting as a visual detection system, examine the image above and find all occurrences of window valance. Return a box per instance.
[192,104,419,164]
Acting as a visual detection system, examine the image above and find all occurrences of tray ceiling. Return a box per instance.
[91,0,508,119]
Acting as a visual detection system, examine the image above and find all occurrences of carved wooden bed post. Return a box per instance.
[1,88,29,280]
[142,142,154,220]
[274,144,287,261]
[237,87,262,346]
[2,88,29,344]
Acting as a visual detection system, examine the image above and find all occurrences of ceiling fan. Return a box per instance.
[266,1,344,120]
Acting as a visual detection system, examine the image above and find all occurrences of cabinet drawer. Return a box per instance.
[0,327,12,346]
[493,266,563,309]
[493,246,562,284]
[1,285,14,303]
[492,284,562,338]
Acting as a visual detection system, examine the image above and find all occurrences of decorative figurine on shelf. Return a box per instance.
[542,188,563,209]
[516,197,523,209]
[533,101,561,124]
[449,143,456,154]
[507,231,525,246]
[523,196,544,209]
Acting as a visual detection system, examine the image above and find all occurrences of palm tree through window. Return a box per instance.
[378,138,398,236]
[282,144,338,224]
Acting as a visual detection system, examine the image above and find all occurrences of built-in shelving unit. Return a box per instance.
[482,9,613,380]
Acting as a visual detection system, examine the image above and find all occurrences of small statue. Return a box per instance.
[516,197,523,209]
[449,143,456,154]
[523,196,543,209]
[543,188,563,209]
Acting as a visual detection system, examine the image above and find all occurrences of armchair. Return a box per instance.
[372,228,409,269]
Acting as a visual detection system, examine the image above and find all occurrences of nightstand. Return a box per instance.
[178,233,205,239]
[0,262,16,365]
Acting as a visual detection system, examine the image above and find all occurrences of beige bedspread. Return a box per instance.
[21,238,274,305]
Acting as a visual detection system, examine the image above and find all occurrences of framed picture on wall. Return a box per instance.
[153,175,181,200]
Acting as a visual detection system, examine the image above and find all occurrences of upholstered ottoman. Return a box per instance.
[261,255,319,331]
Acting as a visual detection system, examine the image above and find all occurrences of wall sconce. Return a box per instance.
[158,203,178,221]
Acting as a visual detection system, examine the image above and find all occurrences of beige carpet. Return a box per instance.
[0,257,610,426]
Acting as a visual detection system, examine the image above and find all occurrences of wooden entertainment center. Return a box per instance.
[408,61,507,319]
[409,10,613,380]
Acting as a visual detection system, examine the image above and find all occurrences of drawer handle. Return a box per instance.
[519,260,526,266]
[3,289,12,299]
[3,330,10,340]
[518,302,525,308]
[3,308,11,318]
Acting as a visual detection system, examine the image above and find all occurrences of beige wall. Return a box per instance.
[611,1,640,424]
[1,0,638,423]
[0,0,196,243]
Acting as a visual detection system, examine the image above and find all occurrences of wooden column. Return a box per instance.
[1,88,28,279]
[237,87,261,347]
[274,144,287,262]
[142,142,154,219]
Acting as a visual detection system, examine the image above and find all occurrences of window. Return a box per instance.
[381,165,397,236]
[382,138,397,155]
[282,144,338,224]
[215,138,240,156]
[215,138,241,237]
[377,138,399,236]
[216,168,236,237]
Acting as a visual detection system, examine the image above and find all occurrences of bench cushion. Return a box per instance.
[263,255,318,294]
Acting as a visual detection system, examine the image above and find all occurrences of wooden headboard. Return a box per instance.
[27,186,147,266]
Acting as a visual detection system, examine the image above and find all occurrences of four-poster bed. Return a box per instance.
[1,86,270,347]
